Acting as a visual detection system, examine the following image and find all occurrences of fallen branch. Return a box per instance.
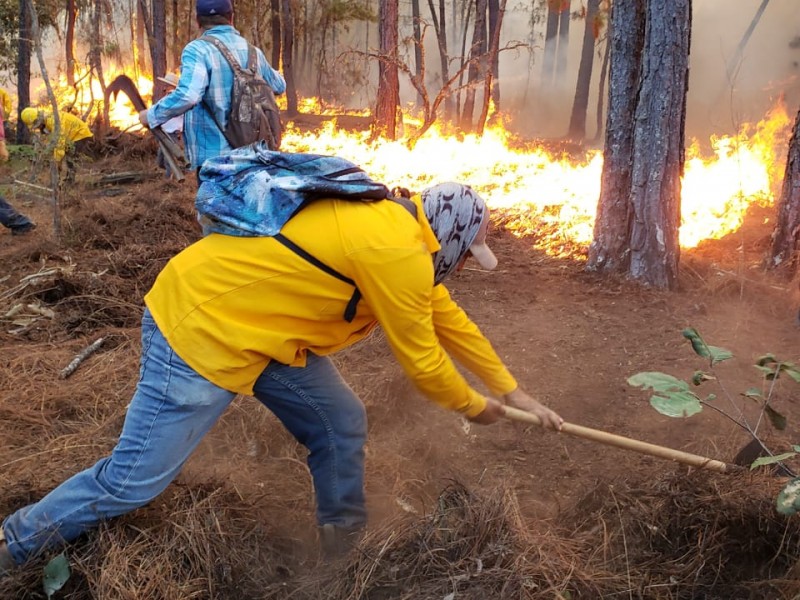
[60,337,105,379]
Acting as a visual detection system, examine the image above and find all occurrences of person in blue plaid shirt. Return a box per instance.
[139,0,285,178]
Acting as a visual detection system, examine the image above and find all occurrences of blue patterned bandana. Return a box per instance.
[422,182,489,285]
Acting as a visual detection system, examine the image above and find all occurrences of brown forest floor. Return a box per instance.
[1,133,800,599]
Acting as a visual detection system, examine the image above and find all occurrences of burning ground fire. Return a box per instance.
[71,75,791,258]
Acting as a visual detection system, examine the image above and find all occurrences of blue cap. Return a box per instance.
[196,0,232,16]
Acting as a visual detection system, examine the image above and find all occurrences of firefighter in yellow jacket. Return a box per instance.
[20,107,92,180]
[0,87,12,161]
[0,179,563,571]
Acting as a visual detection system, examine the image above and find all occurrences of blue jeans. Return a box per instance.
[0,196,33,232]
[2,310,367,564]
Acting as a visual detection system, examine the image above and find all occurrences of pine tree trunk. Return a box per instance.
[588,0,691,290]
[150,0,168,100]
[567,0,599,141]
[373,0,400,138]
[271,0,281,67]
[768,106,800,273]
[65,0,77,86]
[281,0,297,116]
[16,0,31,144]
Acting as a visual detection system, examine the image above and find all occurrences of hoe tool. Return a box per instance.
[105,75,187,181]
[503,405,737,474]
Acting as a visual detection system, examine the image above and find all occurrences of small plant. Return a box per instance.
[627,327,800,515]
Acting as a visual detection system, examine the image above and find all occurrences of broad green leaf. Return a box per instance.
[743,388,763,400]
[780,363,800,383]
[628,372,689,393]
[751,452,797,469]
[793,445,800,453]
[765,404,788,431]
[681,328,733,365]
[649,391,703,418]
[692,371,714,386]
[777,478,800,515]
[43,553,70,599]
[756,354,778,366]
[754,365,780,380]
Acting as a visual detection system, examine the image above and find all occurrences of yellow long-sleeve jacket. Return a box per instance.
[40,111,93,161]
[144,194,518,417]
[0,88,11,120]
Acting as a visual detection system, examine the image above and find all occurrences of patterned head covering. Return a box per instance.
[422,182,497,285]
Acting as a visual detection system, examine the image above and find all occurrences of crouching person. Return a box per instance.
[0,178,562,575]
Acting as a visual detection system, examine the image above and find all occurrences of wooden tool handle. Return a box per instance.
[502,405,734,474]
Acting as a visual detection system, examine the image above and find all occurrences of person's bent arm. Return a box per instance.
[430,284,562,430]
[146,43,210,128]
[350,247,487,418]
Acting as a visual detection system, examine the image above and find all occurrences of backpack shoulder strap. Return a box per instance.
[246,44,259,74]
[199,35,245,73]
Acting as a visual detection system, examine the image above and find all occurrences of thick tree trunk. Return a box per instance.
[592,18,611,143]
[171,0,180,71]
[65,0,77,86]
[461,0,486,129]
[555,0,571,80]
[150,0,168,100]
[271,0,281,68]
[567,0,600,141]
[136,0,147,74]
[281,0,297,116]
[412,0,423,106]
[487,0,500,108]
[373,0,400,138]
[542,0,559,83]
[477,0,505,132]
[588,0,691,290]
[16,0,32,144]
[427,0,454,120]
[768,106,800,273]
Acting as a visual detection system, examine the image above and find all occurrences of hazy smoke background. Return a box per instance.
[496,0,800,143]
[22,0,800,146]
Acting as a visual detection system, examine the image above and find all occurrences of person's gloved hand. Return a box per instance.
[504,387,563,431]
[138,110,150,128]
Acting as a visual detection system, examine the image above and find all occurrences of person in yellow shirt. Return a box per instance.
[19,107,93,180]
[0,177,563,572]
[0,88,11,161]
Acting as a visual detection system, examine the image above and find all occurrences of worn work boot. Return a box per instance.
[318,524,363,562]
[0,532,17,578]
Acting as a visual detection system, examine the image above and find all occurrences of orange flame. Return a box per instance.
[49,68,792,255]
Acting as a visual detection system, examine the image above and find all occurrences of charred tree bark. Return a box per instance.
[171,0,180,71]
[555,0,570,80]
[271,0,281,68]
[373,0,400,139]
[427,0,454,120]
[477,0,506,133]
[281,0,297,116]
[567,0,600,141]
[150,0,168,100]
[487,0,500,108]
[412,0,423,106]
[592,17,611,144]
[768,106,800,273]
[588,0,691,290]
[65,0,77,86]
[16,0,32,144]
[542,0,560,83]
[136,0,147,74]
[461,0,486,129]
